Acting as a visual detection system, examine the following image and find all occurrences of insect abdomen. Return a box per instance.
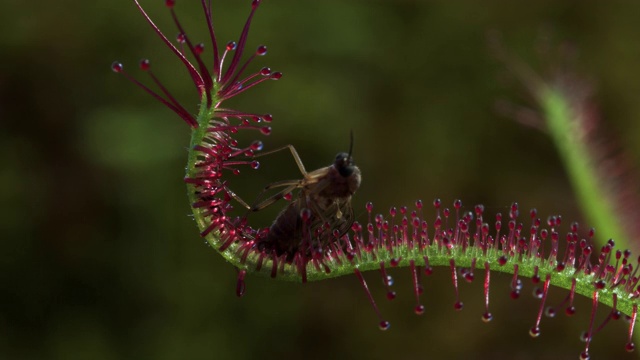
[263,201,306,258]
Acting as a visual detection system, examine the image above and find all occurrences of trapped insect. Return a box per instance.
[244,133,361,261]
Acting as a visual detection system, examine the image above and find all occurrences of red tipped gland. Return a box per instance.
[482,312,493,323]
[236,269,247,297]
[498,256,508,266]
[449,259,463,311]
[260,67,272,76]
[529,326,541,338]
[139,59,151,71]
[260,126,272,135]
[354,269,389,331]
[410,260,424,315]
[111,61,123,73]
[194,43,205,55]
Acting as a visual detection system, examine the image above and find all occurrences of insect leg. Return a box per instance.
[250,184,300,212]
[262,179,303,191]
[241,179,303,221]
[225,186,252,210]
[252,144,307,176]
[247,179,302,209]
[223,179,301,214]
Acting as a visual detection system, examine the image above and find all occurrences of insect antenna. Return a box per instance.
[348,130,354,159]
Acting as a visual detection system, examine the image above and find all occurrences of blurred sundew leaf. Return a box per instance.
[81,108,187,170]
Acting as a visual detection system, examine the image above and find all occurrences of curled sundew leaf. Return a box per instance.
[114,2,640,358]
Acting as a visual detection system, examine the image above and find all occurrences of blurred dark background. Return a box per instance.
[2,0,640,359]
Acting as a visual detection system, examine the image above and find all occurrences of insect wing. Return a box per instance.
[303,196,355,241]
[329,198,356,238]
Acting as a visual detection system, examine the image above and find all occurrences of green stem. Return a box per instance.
[540,88,630,252]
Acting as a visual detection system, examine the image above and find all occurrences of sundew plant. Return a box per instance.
[113,1,640,359]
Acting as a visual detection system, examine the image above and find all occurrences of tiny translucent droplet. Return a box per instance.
[454,199,462,209]
[433,198,441,208]
[529,326,541,338]
[612,310,621,320]
[111,61,123,73]
[565,306,576,316]
[482,312,493,323]
[260,126,272,135]
[626,342,635,352]
[300,208,312,222]
[260,67,272,76]
[498,256,508,266]
[544,307,556,318]
[250,141,264,151]
[533,288,543,299]
[139,59,150,71]
[379,321,390,331]
[464,271,474,283]
[580,331,589,342]
[195,43,205,55]
[366,202,373,212]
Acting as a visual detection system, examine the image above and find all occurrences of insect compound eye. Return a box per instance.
[335,152,349,164]
[334,152,355,177]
